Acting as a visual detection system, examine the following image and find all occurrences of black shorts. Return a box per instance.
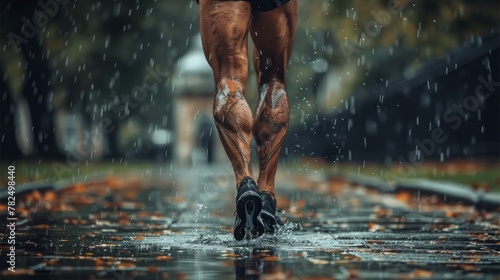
[250,0,290,11]
[196,0,290,11]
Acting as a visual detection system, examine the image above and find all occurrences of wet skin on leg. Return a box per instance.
[199,0,254,187]
[199,0,297,238]
[251,0,298,198]
[199,0,266,239]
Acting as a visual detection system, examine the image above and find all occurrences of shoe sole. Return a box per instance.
[260,210,279,234]
[234,191,264,241]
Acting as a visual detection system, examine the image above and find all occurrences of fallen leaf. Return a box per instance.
[263,255,279,262]
[43,191,58,202]
[46,259,60,266]
[117,261,136,269]
[135,234,145,241]
[124,191,139,201]
[368,222,386,232]
[33,224,50,229]
[395,191,411,203]
[222,253,240,258]
[109,236,123,241]
[95,258,106,267]
[414,269,433,278]
[156,256,173,261]
[453,264,478,271]
[147,266,159,273]
[445,211,461,218]
[1,268,34,276]
[342,254,362,261]
[118,219,131,226]
[373,206,392,217]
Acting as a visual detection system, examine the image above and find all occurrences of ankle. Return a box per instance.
[237,176,255,188]
[259,190,275,200]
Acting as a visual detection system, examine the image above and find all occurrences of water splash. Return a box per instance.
[194,203,207,232]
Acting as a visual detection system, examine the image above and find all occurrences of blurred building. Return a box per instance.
[172,33,226,166]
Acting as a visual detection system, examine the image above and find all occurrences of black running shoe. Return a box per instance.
[233,177,265,241]
[259,192,284,235]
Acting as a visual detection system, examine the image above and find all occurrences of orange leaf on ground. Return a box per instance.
[414,269,433,278]
[70,183,86,193]
[364,240,384,244]
[43,191,58,202]
[117,261,136,269]
[263,255,279,262]
[32,190,43,200]
[46,259,60,266]
[105,176,122,189]
[449,264,478,271]
[147,266,159,273]
[135,234,145,241]
[71,196,96,205]
[109,236,123,241]
[368,222,385,232]
[327,178,348,194]
[1,268,34,276]
[156,256,173,261]
[33,224,50,229]
[373,206,392,217]
[118,219,131,226]
[124,191,139,200]
[94,258,106,267]
[445,211,461,218]
[342,254,362,261]
[395,191,411,203]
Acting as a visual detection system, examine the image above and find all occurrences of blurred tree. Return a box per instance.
[46,0,199,159]
[295,0,499,95]
[1,0,65,159]
[0,61,22,159]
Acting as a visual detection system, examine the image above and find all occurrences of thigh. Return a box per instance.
[199,0,252,82]
[250,0,298,83]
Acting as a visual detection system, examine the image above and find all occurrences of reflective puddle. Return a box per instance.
[1,173,499,279]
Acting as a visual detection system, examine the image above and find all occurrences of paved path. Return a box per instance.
[1,164,499,279]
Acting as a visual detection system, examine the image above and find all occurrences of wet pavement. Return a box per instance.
[1,164,500,279]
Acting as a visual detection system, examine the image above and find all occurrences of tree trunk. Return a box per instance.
[4,1,65,159]
[20,31,64,159]
[0,61,23,160]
